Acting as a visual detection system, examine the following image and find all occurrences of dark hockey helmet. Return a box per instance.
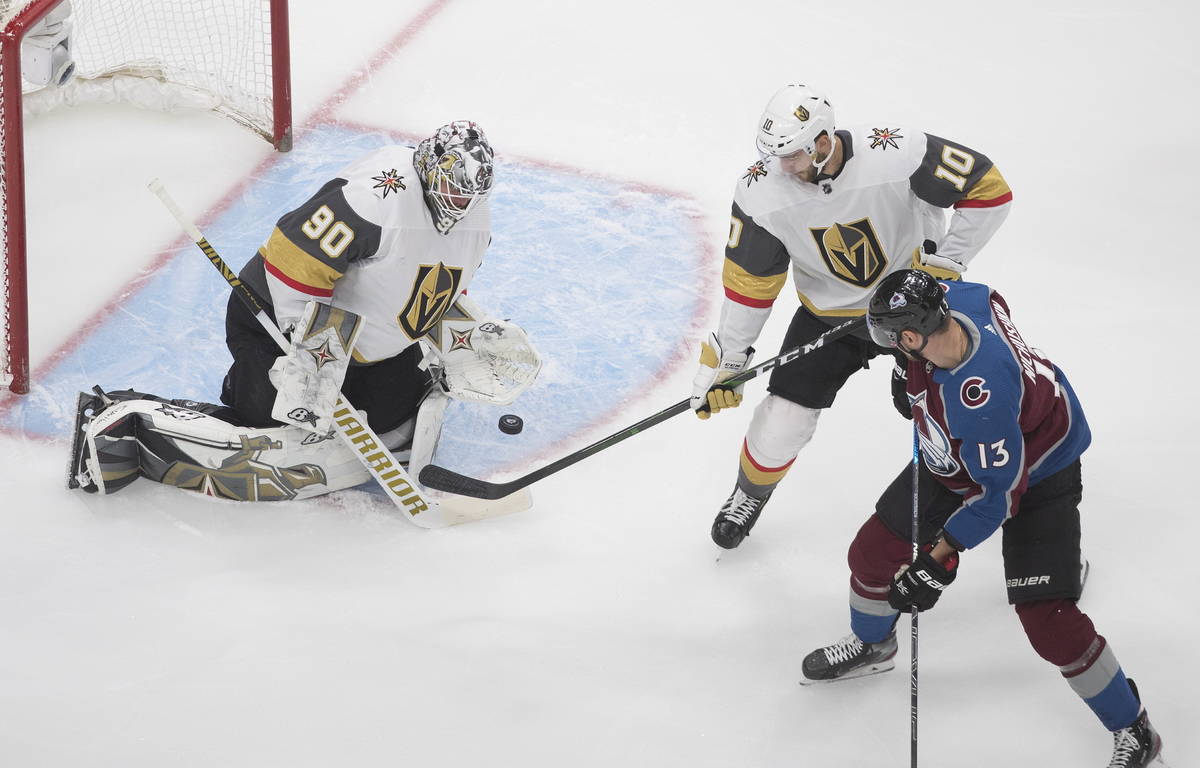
[867,269,948,349]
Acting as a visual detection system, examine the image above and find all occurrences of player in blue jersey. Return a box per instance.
[798,270,1165,767]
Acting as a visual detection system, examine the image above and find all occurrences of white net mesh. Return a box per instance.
[1,0,283,392]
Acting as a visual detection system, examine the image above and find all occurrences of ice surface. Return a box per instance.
[1,1,1197,766]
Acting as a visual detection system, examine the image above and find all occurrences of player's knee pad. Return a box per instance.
[744,395,820,467]
[1014,599,1098,666]
[847,515,912,589]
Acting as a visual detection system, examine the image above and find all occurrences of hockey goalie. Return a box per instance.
[67,121,541,504]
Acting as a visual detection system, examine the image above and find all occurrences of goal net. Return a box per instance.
[1,0,291,393]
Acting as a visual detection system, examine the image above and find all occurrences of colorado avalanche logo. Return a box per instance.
[960,376,990,409]
[889,292,908,309]
[911,392,960,476]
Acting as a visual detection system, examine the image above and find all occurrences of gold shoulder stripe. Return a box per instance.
[722,258,788,301]
[963,165,1011,203]
[262,228,343,293]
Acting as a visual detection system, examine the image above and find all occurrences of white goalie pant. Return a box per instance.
[744,394,821,469]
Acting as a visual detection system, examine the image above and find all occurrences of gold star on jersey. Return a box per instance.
[371,168,407,197]
[868,127,903,150]
[741,160,769,187]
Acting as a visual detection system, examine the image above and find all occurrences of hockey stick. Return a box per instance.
[419,316,867,499]
[910,423,920,768]
[147,179,447,529]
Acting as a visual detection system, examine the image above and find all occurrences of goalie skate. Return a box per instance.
[66,387,114,492]
[799,631,898,686]
[67,390,99,491]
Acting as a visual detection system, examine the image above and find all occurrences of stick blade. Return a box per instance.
[418,464,511,500]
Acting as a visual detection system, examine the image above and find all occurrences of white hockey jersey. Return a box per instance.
[242,144,491,363]
[718,125,1011,353]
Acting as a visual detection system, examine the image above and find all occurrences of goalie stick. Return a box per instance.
[147,179,447,529]
[418,316,867,499]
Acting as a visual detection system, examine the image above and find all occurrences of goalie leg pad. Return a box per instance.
[69,391,376,501]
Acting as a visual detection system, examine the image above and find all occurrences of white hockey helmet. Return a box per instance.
[413,120,495,235]
[755,84,835,168]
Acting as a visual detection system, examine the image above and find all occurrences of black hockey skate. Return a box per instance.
[66,386,145,495]
[67,387,113,492]
[711,486,772,549]
[799,631,898,685]
[1108,679,1165,767]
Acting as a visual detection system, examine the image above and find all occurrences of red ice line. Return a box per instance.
[1,0,717,486]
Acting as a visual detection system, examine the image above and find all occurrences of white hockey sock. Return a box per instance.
[738,395,821,493]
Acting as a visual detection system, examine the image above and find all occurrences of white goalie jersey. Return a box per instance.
[237,143,540,407]
[718,124,1012,353]
[239,144,491,363]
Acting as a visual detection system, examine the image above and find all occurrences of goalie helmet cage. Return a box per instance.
[0,0,292,394]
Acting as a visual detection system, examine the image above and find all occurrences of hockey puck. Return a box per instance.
[498,414,524,435]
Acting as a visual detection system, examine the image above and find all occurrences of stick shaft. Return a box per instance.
[911,423,920,768]
[420,316,866,499]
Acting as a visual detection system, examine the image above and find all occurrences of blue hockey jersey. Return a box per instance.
[906,281,1091,549]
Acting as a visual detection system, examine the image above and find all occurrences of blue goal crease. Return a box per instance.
[2,125,709,481]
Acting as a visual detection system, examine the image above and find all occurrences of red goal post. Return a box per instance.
[1,0,292,394]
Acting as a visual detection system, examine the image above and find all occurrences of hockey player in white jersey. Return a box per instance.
[692,84,1012,549]
[68,121,541,503]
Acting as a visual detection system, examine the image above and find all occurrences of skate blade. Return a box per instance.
[66,391,98,490]
[798,658,896,686]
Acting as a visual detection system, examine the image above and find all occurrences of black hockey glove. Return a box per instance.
[888,548,959,612]
[891,356,911,420]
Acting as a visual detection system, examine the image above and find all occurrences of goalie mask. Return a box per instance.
[413,120,495,235]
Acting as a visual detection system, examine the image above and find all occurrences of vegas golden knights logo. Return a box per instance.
[160,435,326,501]
[399,262,464,341]
[794,105,810,121]
[809,218,888,287]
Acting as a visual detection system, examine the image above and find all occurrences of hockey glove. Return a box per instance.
[891,356,912,420]
[426,318,542,406]
[888,548,959,612]
[691,332,753,420]
[915,239,965,279]
[269,301,362,435]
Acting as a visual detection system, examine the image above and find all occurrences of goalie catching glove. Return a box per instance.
[691,332,753,419]
[424,295,541,406]
[269,300,363,435]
